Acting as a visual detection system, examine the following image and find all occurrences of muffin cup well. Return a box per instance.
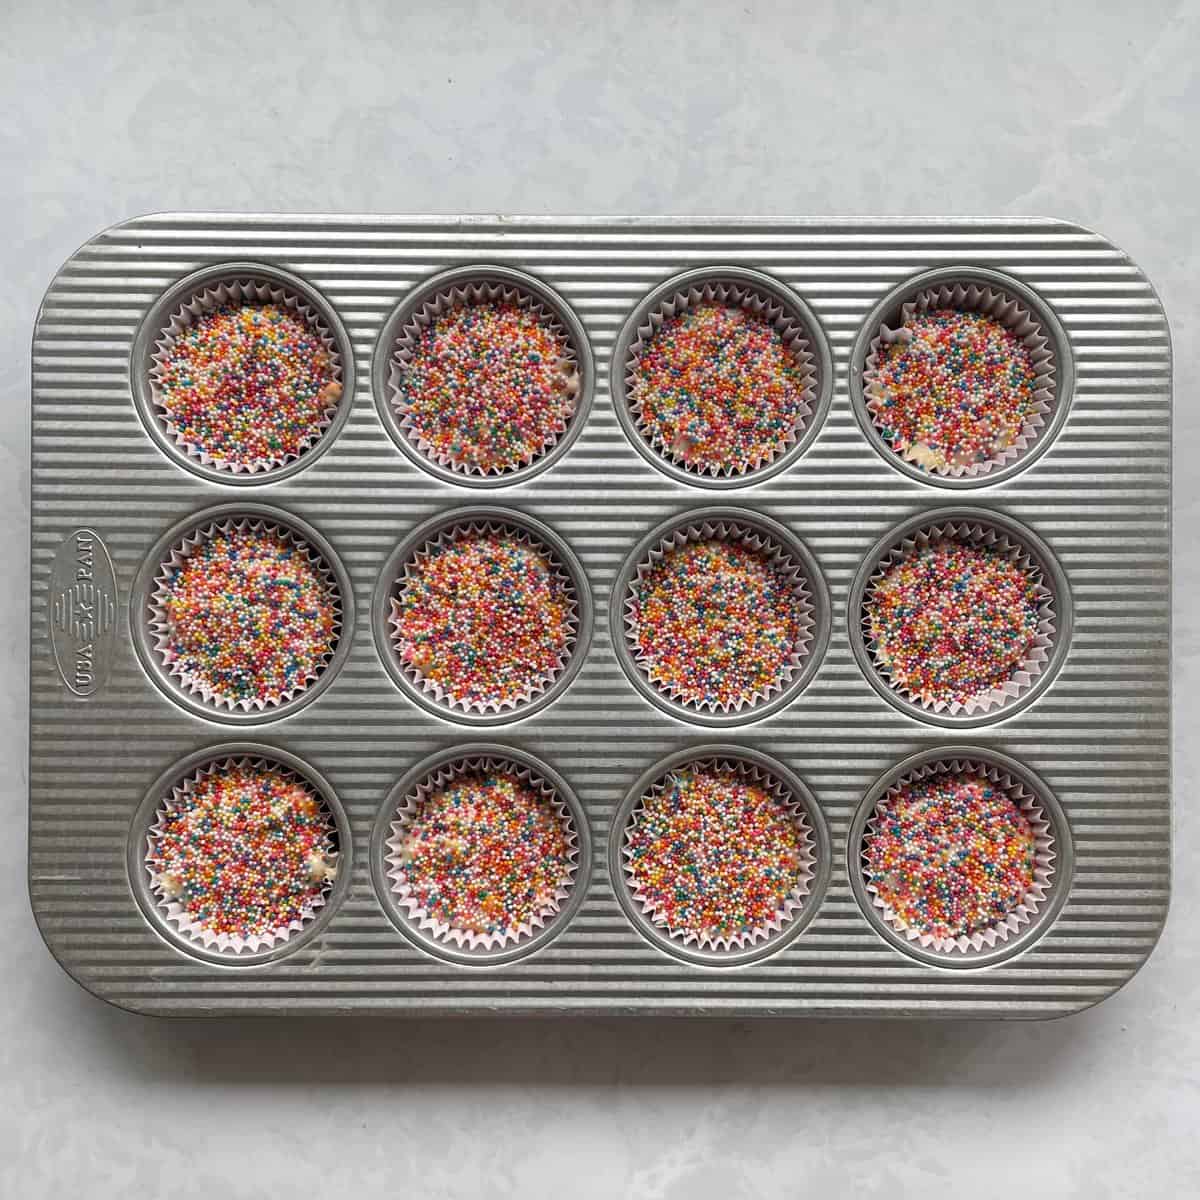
[371,745,590,965]
[850,267,1071,489]
[128,744,351,966]
[375,265,594,487]
[371,506,592,726]
[612,267,832,489]
[611,747,828,966]
[848,748,1070,966]
[610,507,830,727]
[135,263,352,484]
[129,503,354,726]
[848,507,1072,729]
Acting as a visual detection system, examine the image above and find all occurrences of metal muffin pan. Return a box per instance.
[29,216,1171,1017]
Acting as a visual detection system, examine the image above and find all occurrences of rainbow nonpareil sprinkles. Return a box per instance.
[868,308,1038,472]
[629,303,810,474]
[155,302,341,471]
[863,771,1037,943]
[625,765,808,944]
[156,523,339,707]
[392,769,573,940]
[147,760,337,944]
[393,299,578,474]
[865,538,1044,709]
[629,537,807,710]
[391,528,574,710]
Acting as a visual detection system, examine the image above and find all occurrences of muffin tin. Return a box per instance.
[29,216,1171,1018]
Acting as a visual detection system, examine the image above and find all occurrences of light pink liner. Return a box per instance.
[862,519,1056,717]
[386,281,581,478]
[145,755,339,955]
[388,519,579,715]
[863,757,1055,954]
[148,517,343,713]
[149,279,344,476]
[863,282,1056,478]
[624,518,815,714]
[623,757,815,952]
[384,756,580,952]
[625,281,818,477]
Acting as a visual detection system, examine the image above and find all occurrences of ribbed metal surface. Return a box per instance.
[29,216,1171,1018]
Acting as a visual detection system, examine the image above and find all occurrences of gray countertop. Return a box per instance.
[3,0,1195,1195]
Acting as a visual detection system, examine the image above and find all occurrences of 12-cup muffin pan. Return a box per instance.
[29,216,1171,1018]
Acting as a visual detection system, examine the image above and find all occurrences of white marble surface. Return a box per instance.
[3,1,1197,1195]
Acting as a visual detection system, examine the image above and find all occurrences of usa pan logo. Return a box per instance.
[49,529,116,697]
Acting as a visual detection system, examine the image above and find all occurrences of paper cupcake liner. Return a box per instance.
[148,515,343,713]
[149,277,345,477]
[386,278,582,479]
[863,281,1056,478]
[861,518,1056,718]
[861,756,1056,955]
[386,517,580,715]
[623,516,816,715]
[384,754,581,952]
[624,279,819,478]
[622,754,816,953]
[145,754,340,956]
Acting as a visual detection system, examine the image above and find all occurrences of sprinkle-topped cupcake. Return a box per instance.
[154,301,342,473]
[390,527,575,711]
[389,768,574,942]
[864,537,1045,710]
[147,759,338,947]
[863,771,1037,944]
[153,522,340,709]
[628,303,812,475]
[624,764,810,946]
[392,299,579,475]
[628,537,809,711]
[867,308,1039,473]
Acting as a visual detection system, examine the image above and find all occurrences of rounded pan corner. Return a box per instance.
[27,876,163,1019]
[1038,215,1173,350]
[32,212,175,338]
[1041,896,1173,1023]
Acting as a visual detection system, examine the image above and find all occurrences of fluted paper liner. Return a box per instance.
[386,279,582,478]
[861,756,1056,955]
[622,755,816,953]
[148,515,343,713]
[384,755,580,952]
[861,518,1056,717]
[145,754,339,956]
[624,279,818,478]
[387,517,580,715]
[623,517,816,715]
[863,281,1056,478]
[149,278,344,476]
